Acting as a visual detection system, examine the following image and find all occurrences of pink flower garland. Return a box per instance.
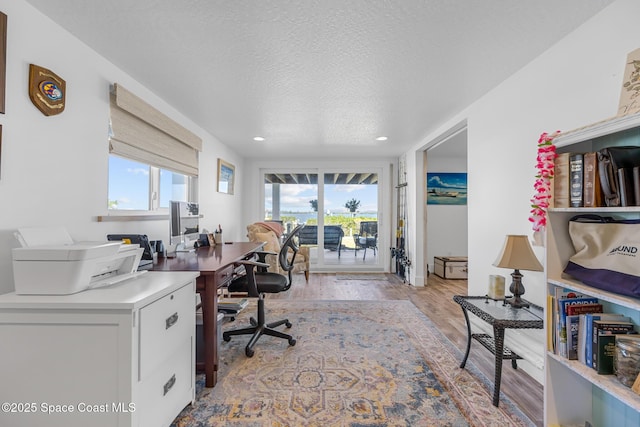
[529,131,560,232]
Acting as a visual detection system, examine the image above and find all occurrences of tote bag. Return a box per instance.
[564,214,640,298]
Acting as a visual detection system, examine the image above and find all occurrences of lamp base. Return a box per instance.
[506,269,529,309]
[504,296,530,309]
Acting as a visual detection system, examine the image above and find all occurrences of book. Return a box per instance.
[570,153,584,207]
[552,288,587,355]
[591,319,634,369]
[566,315,581,360]
[577,315,589,365]
[553,153,570,208]
[546,294,555,352]
[558,297,598,358]
[583,152,602,207]
[634,166,640,208]
[596,334,618,375]
[566,302,603,316]
[584,313,626,368]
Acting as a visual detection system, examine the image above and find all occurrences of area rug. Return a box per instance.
[171,300,534,427]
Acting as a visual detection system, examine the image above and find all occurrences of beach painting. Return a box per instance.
[426,172,467,205]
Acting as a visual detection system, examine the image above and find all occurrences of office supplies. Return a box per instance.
[12,227,143,295]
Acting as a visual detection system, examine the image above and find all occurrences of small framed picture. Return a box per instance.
[217,158,235,194]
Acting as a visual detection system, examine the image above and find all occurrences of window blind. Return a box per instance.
[109,83,202,176]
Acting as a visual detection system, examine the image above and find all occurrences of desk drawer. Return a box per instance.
[138,337,193,427]
[215,264,235,287]
[139,282,195,380]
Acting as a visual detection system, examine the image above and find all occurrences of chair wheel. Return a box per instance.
[250,317,257,326]
[223,333,231,342]
[245,347,254,357]
[285,321,292,328]
[288,338,296,346]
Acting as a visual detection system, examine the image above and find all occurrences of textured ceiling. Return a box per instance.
[25,0,613,159]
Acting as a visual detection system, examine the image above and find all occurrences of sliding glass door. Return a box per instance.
[263,169,382,271]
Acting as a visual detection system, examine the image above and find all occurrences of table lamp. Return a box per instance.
[493,235,543,308]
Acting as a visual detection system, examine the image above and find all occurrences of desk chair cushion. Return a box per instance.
[227,271,288,295]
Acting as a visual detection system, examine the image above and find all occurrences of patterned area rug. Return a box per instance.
[172,300,534,427]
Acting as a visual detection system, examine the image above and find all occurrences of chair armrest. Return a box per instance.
[233,259,269,297]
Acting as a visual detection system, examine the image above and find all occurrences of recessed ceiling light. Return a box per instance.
[253,136,265,141]
[375,136,388,141]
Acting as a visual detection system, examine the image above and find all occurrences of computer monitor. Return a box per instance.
[169,201,200,251]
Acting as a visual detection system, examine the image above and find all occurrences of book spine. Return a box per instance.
[617,168,633,207]
[634,166,640,207]
[570,153,584,207]
[566,303,603,316]
[583,152,601,207]
[596,334,617,375]
[553,153,570,208]
[585,314,594,367]
[566,315,580,360]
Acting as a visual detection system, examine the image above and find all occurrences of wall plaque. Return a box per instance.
[29,64,65,116]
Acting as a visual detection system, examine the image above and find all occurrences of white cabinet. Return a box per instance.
[545,114,640,427]
[0,271,199,427]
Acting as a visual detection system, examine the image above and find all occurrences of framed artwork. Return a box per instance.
[0,11,7,114]
[217,158,235,194]
[426,172,467,205]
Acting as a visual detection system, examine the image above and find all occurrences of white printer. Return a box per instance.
[12,227,144,295]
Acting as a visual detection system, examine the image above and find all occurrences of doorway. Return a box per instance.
[423,124,469,282]
[262,168,385,272]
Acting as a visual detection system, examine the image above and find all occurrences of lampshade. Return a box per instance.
[493,235,543,272]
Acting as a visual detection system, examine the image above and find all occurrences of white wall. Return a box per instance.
[404,0,640,382]
[0,0,245,295]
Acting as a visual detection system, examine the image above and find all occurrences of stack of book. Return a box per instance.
[554,152,605,208]
[549,288,637,375]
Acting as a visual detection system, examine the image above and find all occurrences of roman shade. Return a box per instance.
[109,83,202,176]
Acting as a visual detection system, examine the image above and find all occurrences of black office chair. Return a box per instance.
[222,224,304,357]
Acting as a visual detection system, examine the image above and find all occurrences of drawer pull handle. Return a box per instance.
[165,312,179,329]
[163,374,176,396]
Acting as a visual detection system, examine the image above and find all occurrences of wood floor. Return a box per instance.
[267,271,544,426]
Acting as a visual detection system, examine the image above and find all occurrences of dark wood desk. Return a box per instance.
[151,242,263,387]
[453,295,543,407]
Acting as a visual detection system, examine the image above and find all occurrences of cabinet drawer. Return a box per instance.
[215,264,235,287]
[138,337,193,427]
[139,282,195,380]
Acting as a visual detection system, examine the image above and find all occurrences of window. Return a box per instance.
[107,83,202,211]
[108,155,196,211]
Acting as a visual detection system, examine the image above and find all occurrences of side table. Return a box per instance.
[453,295,543,407]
